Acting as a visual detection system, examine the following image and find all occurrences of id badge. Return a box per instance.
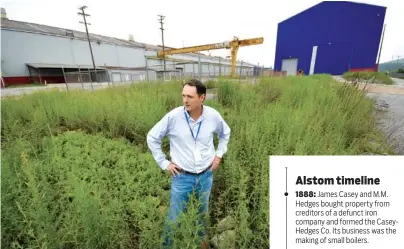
[194,150,202,162]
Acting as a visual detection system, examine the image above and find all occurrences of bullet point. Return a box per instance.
[284,192,288,196]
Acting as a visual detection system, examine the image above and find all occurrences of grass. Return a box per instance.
[1,75,393,249]
[342,71,393,85]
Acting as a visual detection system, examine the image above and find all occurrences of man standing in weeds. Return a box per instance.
[147,79,231,248]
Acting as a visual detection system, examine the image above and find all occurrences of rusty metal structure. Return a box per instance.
[157,37,263,77]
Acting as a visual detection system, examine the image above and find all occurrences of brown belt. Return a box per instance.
[177,165,212,175]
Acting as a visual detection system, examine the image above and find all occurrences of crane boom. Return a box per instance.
[157,37,264,77]
[237,37,264,46]
[157,41,231,56]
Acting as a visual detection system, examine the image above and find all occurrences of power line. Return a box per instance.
[158,14,166,74]
[78,5,97,85]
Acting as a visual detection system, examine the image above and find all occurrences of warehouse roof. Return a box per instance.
[26,63,158,71]
[0,19,155,49]
[26,63,105,70]
[1,19,255,66]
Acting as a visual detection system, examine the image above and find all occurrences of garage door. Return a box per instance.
[281,58,298,76]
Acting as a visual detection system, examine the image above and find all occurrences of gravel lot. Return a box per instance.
[366,92,404,154]
[391,77,404,86]
[367,78,404,154]
[355,77,404,155]
[332,76,404,154]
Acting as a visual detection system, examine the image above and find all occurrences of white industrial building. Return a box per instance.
[1,10,256,86]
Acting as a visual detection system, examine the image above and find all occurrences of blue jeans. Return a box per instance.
[163,168,213,248]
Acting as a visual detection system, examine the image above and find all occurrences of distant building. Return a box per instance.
[274,1,386,76]
[1,12,253,85]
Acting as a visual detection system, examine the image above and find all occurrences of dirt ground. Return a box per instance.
[358,84,404,95]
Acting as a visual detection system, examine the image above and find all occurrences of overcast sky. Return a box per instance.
[1,0,403,66]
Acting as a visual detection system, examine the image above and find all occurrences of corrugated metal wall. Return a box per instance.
[1,29,253,79]
[274,1,386,75]
[1,30,146,76]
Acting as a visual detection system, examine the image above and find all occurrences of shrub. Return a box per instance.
[342,71,393,85]
[204,80,217,89]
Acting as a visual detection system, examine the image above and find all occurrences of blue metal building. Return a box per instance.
[274,1,386,76]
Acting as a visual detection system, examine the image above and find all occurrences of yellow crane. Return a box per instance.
[157,37,264,78]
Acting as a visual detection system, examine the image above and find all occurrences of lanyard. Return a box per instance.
[184,111,202,143]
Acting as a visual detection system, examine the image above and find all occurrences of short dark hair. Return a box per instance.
[183,79,206,96]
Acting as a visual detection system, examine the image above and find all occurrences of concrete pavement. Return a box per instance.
[1,81,135,98]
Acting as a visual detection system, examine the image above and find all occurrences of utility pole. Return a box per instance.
[158,14,166,76]
[78,5,97,85]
